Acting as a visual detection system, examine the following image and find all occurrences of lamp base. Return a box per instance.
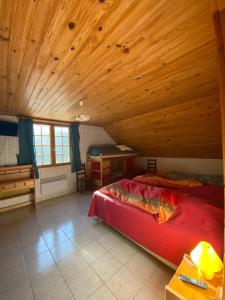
[198,267,214,280]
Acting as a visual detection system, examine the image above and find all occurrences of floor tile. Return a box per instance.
[66,267,103,300]
[61,221,84,237]
[19,232,44,248]
[80,240,107,263]
[109,239,139,264]
[0,251,24,273]
[134,285,162,300]
[126,251,158,283]
[88,285,116,300]
[91,252,122,282]
[57,252,89,280]
[0,236,21,257]
[106,266,142,300]
[0,281,34,300]
[68,231,95,248]
[50,240,77,262]
[0,263,29,294]
[34,281,74,300]
[43,229,69,249]
[148,265,174,298]
[22,239,49,261]
[26,251,55,278]
[30,265,65,295]
[97,230,123,251]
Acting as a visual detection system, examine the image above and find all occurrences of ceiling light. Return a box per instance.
[75,115,90,122]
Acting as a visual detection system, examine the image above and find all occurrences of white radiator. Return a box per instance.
[40,175,68,196]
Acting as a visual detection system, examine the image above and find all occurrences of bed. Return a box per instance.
[86,145,138,187]
[88,175,224,268]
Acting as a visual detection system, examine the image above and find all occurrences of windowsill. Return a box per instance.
[38,163,71,169]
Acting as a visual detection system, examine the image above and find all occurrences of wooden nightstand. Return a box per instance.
[165,254,223,300]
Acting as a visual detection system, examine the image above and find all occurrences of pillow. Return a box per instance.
[100,179,183,223]
[167,171,223,185]
[133,174,202,188]
[115,144,133,151]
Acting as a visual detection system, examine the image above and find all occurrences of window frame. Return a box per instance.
[34,122,71,168]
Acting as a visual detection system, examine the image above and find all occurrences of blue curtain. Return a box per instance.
[17,118,39,178]
[70,124,82,172]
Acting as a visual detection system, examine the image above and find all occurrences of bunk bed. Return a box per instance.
[86,145,138,187]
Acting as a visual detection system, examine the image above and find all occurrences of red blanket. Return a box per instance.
[100,179,184,223]
[88,182,224,265]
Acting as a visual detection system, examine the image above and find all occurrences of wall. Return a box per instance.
[0,115,115,208]
[139,157,223,176]
[79,124,115,163]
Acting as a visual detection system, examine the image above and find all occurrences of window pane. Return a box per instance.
[36,156,42,166]
[33,124,52,166]
[42,146,50,155]
[42,155,51,165]
[63,146,69,154]
[35,136,41,145]
[54,127,62,136]
[63,154,70,163]
[35,146,42,155]
[42,125,50,135]
[33,124,41,135]
[55,136,62,145]
[56,154,63,163]
[42,136,50,145]
[62,127,69,136]
[63,136,69,145]
[56,146,62,154]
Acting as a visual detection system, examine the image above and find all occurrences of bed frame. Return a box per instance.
[86,153,138,187]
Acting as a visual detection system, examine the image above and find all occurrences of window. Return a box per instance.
[33,124,51,166]
[54,126,70,164]
[33,123,70,167]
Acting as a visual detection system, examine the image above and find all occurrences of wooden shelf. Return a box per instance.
[0,164,36,212]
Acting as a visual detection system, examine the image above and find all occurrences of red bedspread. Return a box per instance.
[88,182,224,266]
[100,179,183,223]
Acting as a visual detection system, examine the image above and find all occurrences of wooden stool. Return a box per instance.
[76,164,92,193]
[147,159,157,173]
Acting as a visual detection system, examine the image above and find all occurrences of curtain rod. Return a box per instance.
[17,115,79,126]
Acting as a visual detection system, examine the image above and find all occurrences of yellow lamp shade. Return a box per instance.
[190,241,223,280]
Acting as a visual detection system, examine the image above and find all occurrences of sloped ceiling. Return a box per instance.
[0,0,222,158]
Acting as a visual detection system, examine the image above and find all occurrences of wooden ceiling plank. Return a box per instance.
[33,0,216,119]
[13,0,61,114]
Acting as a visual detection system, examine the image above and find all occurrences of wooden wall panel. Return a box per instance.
[0,0,222,158]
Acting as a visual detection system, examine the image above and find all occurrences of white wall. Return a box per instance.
[79,124,115,163]
[0,115,114,208]
[139,157,223,176]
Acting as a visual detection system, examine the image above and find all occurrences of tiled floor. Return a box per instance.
[0,192,174,300]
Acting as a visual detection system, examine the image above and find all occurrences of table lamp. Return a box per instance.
[190,241,223,280]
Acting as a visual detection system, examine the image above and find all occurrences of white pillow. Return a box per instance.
[116,144,133,151]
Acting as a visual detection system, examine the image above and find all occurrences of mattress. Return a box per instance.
[87,145,136,157]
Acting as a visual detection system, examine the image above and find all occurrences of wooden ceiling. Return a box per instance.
[0,0,222,158]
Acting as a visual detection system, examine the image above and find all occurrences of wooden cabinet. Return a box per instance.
[165,254,223,300]
[0,164,36,212]
[87,153,138,187]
